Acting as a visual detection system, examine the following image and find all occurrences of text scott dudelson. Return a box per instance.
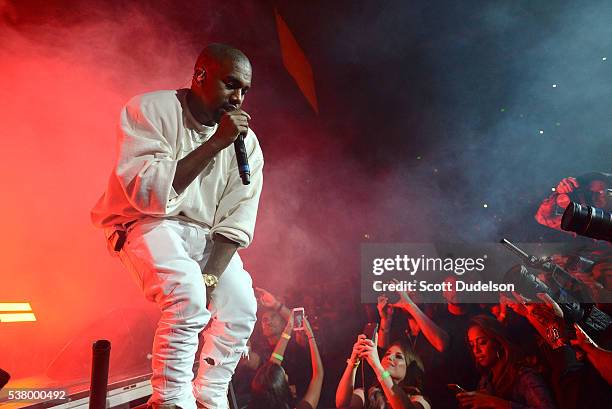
[372,280,515,292]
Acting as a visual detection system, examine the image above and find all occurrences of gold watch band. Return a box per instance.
[202,273,219,288]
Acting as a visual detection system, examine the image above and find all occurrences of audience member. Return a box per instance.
[250,315,323,409]
[336,334,430,409]
[456,314,557,409]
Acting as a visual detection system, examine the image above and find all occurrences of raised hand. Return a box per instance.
[254,287,280,309]
[377,295,394,319]
[555,177,579,194]
[303,315,315,338]
[210,109,251,150]
[512,292,568,349]
[555,177,579,208]
[359,332,381,370]
[389,278,416,311]
[349,334,367,365]
[283,311,294,334]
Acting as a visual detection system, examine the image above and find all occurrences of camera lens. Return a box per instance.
[561,202,612,242]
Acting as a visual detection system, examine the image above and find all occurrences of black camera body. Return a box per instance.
[501,239,612,349]
[504,264,611,348]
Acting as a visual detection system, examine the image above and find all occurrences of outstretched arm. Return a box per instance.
[300,317,324,409]
[377,295,394,349]
[269,314,294,365]
[336,335,366,409]
[392,285,449,352]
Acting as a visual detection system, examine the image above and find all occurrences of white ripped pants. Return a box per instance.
[118,218,257,409]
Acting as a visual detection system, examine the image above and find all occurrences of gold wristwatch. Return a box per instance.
[202,274,219,289]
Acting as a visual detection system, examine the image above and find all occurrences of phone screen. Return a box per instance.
[293,307,305,331]
[447,384,465,394]
[363,322,378,340]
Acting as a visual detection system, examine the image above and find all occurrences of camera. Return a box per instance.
[504,264,611,348]
[561,201,612,242]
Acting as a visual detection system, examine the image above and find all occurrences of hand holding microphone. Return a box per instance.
[234,133,250,185]
[212,108,251,185]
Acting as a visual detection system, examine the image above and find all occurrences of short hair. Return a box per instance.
[194,43,250,71]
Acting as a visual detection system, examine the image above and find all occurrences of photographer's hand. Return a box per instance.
[513,292,569,349]
[556,177,579,194]
[534,176,578,231]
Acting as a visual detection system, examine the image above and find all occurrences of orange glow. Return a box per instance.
[0,15,167,382]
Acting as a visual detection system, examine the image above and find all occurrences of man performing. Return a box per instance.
[91,43,263,409]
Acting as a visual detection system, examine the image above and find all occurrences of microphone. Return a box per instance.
[234,133,250,185]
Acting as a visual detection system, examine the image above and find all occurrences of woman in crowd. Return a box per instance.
[249,313,324,409]
[335,333,430,409]
[456,315,557,409]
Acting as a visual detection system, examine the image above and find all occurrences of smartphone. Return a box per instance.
[363,322,379,340]
[447,384,465,394]
[292,307,305,331]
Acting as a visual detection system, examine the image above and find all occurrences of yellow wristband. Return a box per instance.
[272,352,284,361]
[347,358,360,368]
[281,332,291,340]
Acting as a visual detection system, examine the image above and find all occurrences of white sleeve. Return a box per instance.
[114,97,186,215]
[210,132,264,248]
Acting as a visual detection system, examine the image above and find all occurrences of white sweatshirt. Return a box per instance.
[91,89,264,248]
